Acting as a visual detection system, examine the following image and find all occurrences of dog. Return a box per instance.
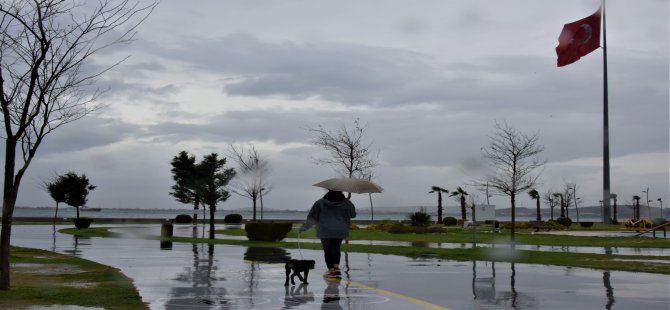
[283,258,315,286]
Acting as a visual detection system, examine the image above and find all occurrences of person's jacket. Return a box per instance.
[300,193,356,238]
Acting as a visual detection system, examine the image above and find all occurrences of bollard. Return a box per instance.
[161,222,173,238]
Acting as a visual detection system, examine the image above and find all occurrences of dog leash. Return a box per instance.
[297,231,304,259]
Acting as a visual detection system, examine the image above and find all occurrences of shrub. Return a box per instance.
[387,224,410,234]
[73,217,93,229]
[387,225,446,234]
[174,214,193,224]
[559,217,573,227]
[244,222,292,241]
[443,217,458,226]
[407,210,432,227]
[350,223,360,230]
[500,221,531,229]
[223,213,243,224]
[485,220,500,228]
[367,220,403,232]
[546,220,567,230]
[555,217,573,227]
[579,221,594,228]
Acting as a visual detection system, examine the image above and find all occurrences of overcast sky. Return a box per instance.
[13,0,669,214]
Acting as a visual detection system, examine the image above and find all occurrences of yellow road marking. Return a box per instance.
[327,278,450,310]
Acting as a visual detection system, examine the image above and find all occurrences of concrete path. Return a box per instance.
[10,224,670,310]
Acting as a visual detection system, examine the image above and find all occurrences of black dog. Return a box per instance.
[284,258,315,286]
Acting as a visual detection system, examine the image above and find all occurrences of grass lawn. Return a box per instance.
[216,225,670,248]
[0,246,147,309]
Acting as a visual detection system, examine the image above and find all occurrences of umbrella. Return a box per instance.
[312,177,383,194]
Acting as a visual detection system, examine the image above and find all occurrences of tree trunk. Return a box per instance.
[1,141,19,290]
[437,192,443,224]
[53,202,60,226]
[192,201,199,226]
[252,197,257,222]
[509,193,516,243]
[535,198,541,221]
[460,196,467,224]
[612,200,618,223]
[209,207,215,239]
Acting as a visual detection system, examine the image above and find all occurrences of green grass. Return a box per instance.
[215,226,670,248]
[59,226,120,238]
[0,246,147,309]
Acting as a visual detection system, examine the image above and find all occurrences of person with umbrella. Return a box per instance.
[299,178,382,278]
[299,191,356,278]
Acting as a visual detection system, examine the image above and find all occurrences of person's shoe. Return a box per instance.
[325,270,341,278]
[326,270,342,278]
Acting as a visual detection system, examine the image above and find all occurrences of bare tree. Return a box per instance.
[542,189,556,220]
[0,0,157,290]
[567,183,582,223]
[482,121,545,241]
[309,118,378,198]
[227,143,272,222]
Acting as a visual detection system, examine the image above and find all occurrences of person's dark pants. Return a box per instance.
[320,238,343,269]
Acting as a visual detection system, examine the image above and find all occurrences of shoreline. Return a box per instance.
[10,217,381,225]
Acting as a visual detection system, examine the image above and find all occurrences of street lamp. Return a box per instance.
[642,187,650,218]
[259,187,265,221]
[599,200,603,220]
[658,198,663,218]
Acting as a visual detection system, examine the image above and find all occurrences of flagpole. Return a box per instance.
[602,0,612,224]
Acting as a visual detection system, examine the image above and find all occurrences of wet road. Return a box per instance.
[9,224,670,310]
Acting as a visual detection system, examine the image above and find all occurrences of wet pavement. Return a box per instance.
[9,224,670,310]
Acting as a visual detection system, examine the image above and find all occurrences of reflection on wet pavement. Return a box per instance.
[9,225,670,310]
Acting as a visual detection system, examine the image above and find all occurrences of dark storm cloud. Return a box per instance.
[37,117,142,155]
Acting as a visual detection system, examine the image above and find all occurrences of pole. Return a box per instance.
[601,0,612,224]
[259,189,264,221]
[368,193,374,221]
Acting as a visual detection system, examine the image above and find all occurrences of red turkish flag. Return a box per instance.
[556,9,601,67]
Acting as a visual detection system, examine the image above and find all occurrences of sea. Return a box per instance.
[9,206,607,223]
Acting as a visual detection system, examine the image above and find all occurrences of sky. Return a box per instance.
[10,0,670,214]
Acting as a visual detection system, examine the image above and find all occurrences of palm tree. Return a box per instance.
[632,195,641,220]
[429,186,449,224]
[609,193,618,224]
[528,189,541,221]
[449,187,469,225]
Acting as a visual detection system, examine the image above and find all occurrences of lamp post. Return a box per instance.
[658,198,663,218]
[259,187,265,221]
[642,187,650,218]
[599,200,603,220]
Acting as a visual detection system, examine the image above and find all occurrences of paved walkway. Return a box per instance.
[10,224,670,310]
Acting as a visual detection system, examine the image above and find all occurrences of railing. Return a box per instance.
[634,221,669,237]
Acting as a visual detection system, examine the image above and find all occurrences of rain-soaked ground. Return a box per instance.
[10,224,670,310]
